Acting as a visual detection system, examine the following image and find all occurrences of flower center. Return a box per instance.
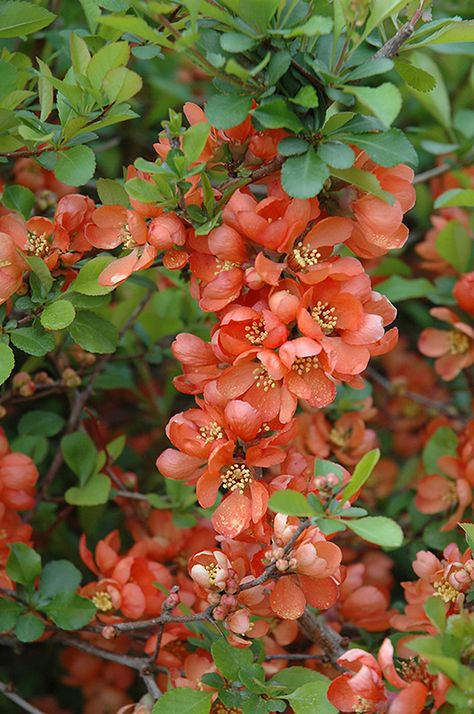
[0,260,12,268]
[120,223,136,249]
[198,421,224,444]
[205,563,219,587]
[311,301,337,335]
[329,427,348,448]
[221,463,253,492]
[399,658,433,687]
[215,259,240,275]
[27,231,49,257]
[212,703,242,714]
[92,591,114,612]
[288,242,321,271]
[433,578,458,603]
[245,319,268,345]
[292,355,320,375]
[253,366,276,391]
[448,330,470,355]
[354,698,374,714]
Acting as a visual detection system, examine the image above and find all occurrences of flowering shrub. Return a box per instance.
[0,1,474,713]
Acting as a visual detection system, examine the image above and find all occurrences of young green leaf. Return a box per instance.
[55,145,96,186]
[345,516,403,548]
[0,599,24,633]
[435,220,471,273]
[2,185,35,219]
[41,300,76,330]
[183,122,211,166]
[268,489,315,517]
[39,561,83,599]
[151,687,212,714]
[330,167,392,203]
[434,189,474,209]
[96,178,129,207]
[70,256,116,296]
[424,596,446,632]
[15,613,45,643]
[67,311,118,354]
[43,593,96,630]
[341,449,381,501]
[61,432,97,484]
[344,83,402,127]
[285,680,337,714]
[377,276,433,302]
[7,543,41,586]
[282,149,329,199]
[18,410,64,437]
[211,638,253,681]
[252,99,305,132]
[205,95,252,130]
[0,1,56,38]
[337,129,417,168]
[422,427,457,474]
[65,474,111,506]
[318,142,355,169]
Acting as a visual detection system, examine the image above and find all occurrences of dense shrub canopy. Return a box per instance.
[0,1,474,713]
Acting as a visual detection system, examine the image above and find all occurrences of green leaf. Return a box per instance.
[70,33,91,75]
[183,122,211,166]
[344,58,393,82]
[65,473,111,506]
[418,19,474,45]
[205,94,252,130]
[43,592,96,630]
[362,0,410,39]
[424,596,446,632]
[282,149,329,199]
[96,178,129,207]
[270,668,329,693]
[377,276,433,301]
[61,432,97,483]
[7,543,41,586]
[422,427,457,474]
[435,220,471,273]
[284,15,333,37]
[267,51,291,84]
[87,41,130,90]
[0,1,55,38]
[27,255,53,294]
[341,449,380,501]
[339,129,417,168]
[434,189,474,209]
[211,638,253,681]
[125,177,161,203]
[290,86,319,109]
[286,680,337,714]
[345,83,402,127]
[70,256,116,296]
[0,343,14,386]
[15,613,45,643]
[152,688,212,714]
[41,300,76,331]
[345,516,403,548]
[268,489,315,517]
[10,325,55,356]
[39,561,82,599]
[0,599,24,633]
[278,137,309,157]
[318,142,355,169]
[220,32,256,53]
[67,311,118,354]
[330,167,392,203]
[405,51,451,129]
[238,0,279,31]
[37,58,54,121]
[252,99,304,132]
[2,185,34,219]
[18,410,64,437]
[460,523,474,550]
[99,14,173,46]
[103,67,142,104]
[394,59,436,93]
[55,145,96,186]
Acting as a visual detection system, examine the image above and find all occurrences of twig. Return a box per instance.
[366,366,459,417]
[218,155,285,193]
[413,163,451,185]
[374,4,424,59]
[111,606,214,633]
[0,681,46,714]
[297,608,345,664]
[265,653,326,661]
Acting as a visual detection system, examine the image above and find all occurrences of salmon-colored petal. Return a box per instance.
[299,575,339,609]
[212,490,251,538]
[270,576,306,620]
[388,682,427,714]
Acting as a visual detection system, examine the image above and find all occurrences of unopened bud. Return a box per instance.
[0,406,6,419]
[62,368,81,388]
[101,625,117,640]
[12,372,36,397]
[276,559,289,572]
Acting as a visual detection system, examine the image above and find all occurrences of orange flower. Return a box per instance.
[419,307,474,380]
[0,230,28,303]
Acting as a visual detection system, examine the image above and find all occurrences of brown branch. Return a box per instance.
[373,5,424,59]
[218,155,285,193]
[57,636,161,700]
[413,163,451,185]
[0,681,46,714]
[297,608,345,664]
